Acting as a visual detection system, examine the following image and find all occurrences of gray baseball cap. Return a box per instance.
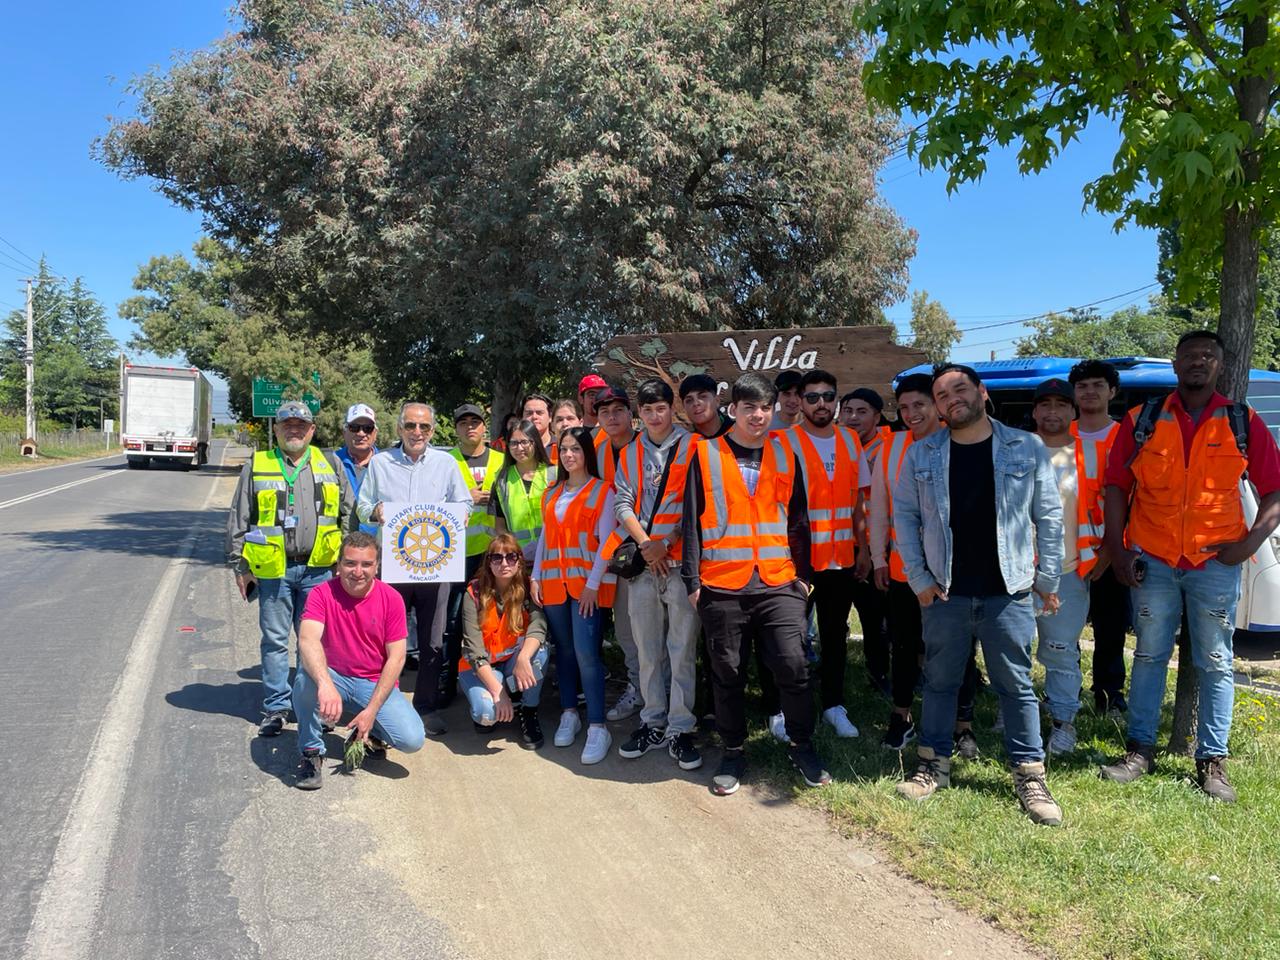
[275,401,315,423]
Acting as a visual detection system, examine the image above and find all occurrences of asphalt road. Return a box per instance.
[2,443,457,960]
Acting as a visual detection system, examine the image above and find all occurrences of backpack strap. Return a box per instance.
[1227,402,1252,481]
[1125,395,1167,469]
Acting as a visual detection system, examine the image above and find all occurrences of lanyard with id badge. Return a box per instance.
[277,450,305,529]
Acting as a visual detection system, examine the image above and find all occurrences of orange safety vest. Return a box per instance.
[862,425,893,468]
[1068,422,1118,576]
[880,430,915,582]
[1125,400,1249,567]
[457,584,525,673]
[594,429,634,487]
[697,435,797,590]
[602,431,699,563]
[539,478,617,607]
[783,424,862,572]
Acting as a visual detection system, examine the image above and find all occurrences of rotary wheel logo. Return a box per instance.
[391,508,459,575]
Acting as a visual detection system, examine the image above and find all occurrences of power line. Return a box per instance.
[0,233,40,269]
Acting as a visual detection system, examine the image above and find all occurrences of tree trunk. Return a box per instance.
[1167,606,1198,756]
[1218,202,1261,401]
[491,369,523,443]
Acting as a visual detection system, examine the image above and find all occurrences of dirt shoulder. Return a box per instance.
[347,709,1040,960]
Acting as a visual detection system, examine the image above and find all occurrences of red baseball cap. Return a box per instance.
[578,373,608,394]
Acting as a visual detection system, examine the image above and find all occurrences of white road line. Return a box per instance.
[0,451,121,477]
[21,449,226,960]
[0,471,119,511]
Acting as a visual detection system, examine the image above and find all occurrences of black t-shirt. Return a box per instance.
[948,435,1006,597]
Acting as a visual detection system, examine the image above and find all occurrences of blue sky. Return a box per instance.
[0,2,1158,406]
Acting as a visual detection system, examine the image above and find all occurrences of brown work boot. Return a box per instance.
[1012,761,1062,826]
[1099,742,1156,783]
[896,745,951,801]
[1196,756,1237,803]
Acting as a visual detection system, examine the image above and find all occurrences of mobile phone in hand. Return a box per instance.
[244,580,258,602]
[506,656,544,692]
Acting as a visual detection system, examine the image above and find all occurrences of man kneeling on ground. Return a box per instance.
[293,532,426,789]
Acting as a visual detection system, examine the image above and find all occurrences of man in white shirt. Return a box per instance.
[358,402,470,735]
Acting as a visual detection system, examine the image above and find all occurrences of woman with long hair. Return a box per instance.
[458,533,550,748]
[490,418,553,561]
[531,426,618,765]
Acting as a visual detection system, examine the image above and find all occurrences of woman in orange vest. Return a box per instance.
[458,533,549,748]
[531,426,619,765]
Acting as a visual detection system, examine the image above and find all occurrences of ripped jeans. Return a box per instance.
[1127,555,1240,758]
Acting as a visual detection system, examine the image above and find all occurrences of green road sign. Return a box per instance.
[252,375,322,418]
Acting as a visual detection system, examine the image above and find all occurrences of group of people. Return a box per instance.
[226,330,1280,820]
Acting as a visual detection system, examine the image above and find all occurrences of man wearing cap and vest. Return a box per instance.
[444,403,506,702]
[358,401,472,737]
[769,370,804,432]
[1101,331,1280,802]
[772,369,871,741]
[682,372,831,797]
[610,378,704,771]
[840,387,894,698]
[1031,377,1106,757]
[1068,359,1129,716]
[333,403,380,536]
[593,385,646,723]
[227,400,353,737]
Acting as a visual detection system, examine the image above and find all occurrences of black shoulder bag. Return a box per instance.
[608,443,678,580]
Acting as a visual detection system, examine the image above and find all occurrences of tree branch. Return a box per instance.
[683,146,730,199]
[1173,2,1233,82]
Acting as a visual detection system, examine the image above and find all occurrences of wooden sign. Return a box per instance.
[595,326,927,414]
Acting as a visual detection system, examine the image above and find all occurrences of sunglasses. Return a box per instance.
[803,390,837,404]
[402,421,433,432]
[347,423,375,434]
[488,552,522,567]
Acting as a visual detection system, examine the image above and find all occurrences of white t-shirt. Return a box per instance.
[1049,443,1080,573]
[1076,422,1118,443]
[808,433,838,481]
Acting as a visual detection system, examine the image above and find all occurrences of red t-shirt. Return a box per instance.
[1105,390,1280,567]
[301,579,408,682]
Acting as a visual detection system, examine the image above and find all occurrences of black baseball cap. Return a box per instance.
[594,385,631,409]
[1033,378,1075,405]
[453,403,486,421]
[774,370,803,391]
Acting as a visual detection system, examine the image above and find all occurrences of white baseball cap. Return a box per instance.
[345,403,377,426]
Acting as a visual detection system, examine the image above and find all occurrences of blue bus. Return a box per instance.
[891,356,1280,637]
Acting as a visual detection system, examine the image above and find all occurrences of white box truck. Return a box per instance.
[121,363,213,470]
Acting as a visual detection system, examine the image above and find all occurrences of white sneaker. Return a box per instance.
[606,684,642,722]
[1048,721,1077,756]
[767,712,788,743]
[581,725,612,764]
[554,711,581,747]
[822,705,860,739]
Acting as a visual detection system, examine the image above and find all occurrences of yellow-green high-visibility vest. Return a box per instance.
[242,447,343,578]
[451,446,505,556]
[493,463,548,552]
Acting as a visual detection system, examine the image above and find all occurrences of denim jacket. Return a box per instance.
[891,419,1063,597]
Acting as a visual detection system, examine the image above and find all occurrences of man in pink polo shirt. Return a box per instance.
[291,531,426,789]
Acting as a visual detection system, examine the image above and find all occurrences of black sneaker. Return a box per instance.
[712,748,746,796]
[881,712,915,751]
[295,751,323,790]
[954,728,979,760]
[788,742,832,788]
[618,724,667,759]
[519,705,544,750]
[668,732,703,770]
[258,711,288,737]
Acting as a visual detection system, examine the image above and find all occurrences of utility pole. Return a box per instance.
[24,277,35,442]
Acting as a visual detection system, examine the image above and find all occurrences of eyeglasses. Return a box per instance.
[508,438,533,448]
[488,552,521,567]
[803,390,837,404]
[347,423,375,434]
[401,421,433,432]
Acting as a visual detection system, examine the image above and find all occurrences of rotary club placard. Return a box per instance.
[379,502,469,583]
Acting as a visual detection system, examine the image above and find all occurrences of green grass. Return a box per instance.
[0,440,115,468]
[741,622,1280,960]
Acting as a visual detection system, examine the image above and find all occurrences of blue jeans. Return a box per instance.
[1127,556,1239,758]
[459,646,550,724]
[292,668,425,756]
[921,592,1043,764]
[257,562,332,714]
[543,599,606,724]
[1035,569,1091,724]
